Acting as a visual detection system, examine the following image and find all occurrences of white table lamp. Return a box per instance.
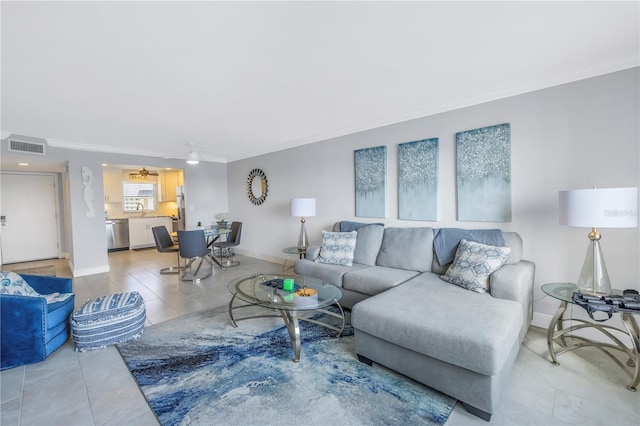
[559,187,638,295]
[290,198,316,250]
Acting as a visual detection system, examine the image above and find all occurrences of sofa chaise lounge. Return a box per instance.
[295,222,535,421]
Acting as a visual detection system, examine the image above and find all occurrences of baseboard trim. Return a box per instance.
[531,312,553,329]
[70,263,110,277]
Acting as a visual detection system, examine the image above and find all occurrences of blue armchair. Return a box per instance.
[1,274,75,370]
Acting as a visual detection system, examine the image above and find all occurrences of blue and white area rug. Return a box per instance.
[117,306,456,426]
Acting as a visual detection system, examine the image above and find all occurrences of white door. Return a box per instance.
[0,173,60,264]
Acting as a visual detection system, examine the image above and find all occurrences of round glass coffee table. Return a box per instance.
[227,273,344,362]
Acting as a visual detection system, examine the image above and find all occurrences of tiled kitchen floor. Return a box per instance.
[1,249,639,425]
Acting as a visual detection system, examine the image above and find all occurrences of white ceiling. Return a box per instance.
[1,1,638,166]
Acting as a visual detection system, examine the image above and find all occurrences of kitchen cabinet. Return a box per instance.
[159,170,179,202]
[129,217,172,249]
[103,167,123,203]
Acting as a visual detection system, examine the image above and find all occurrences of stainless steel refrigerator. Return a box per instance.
[174,185,186,232]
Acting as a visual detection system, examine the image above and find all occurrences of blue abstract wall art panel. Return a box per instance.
[456,123,511,222]
[398,138,439,221]
[355,146,387,218]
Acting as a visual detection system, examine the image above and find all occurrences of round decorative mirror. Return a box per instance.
[247,168,268,205]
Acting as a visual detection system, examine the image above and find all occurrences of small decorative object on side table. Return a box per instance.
[542,282,639,391]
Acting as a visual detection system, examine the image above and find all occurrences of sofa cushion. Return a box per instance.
[352,274,523,376]
[352,224,385,266]
[376,227,434,272]
[332,222,385,266]
[294,259,368,287]
[47,297,77,329]
[338,221,384,232]
[343,266,419,296]
[440,239,510,293]
[317,230,357,266]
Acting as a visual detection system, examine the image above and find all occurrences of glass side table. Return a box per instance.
[282,246,306,272]
[542,282,639,391]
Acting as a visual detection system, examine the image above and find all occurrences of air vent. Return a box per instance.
[8,139,46,156]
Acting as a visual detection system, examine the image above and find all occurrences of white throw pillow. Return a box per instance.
[440,239,510,293]
[316,230,357,266]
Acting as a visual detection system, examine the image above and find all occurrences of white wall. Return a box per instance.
[66,156,110,276]
[182,161,229,230]
[227,68,639,326]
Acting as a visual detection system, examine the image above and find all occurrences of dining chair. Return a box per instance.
[177,230,213,281]
[212,221,242,269]
[152,226,181,274]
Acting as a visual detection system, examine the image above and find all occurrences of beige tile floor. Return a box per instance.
[1,249,639,425]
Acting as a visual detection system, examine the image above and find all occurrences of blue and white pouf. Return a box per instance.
[71,291,146,352]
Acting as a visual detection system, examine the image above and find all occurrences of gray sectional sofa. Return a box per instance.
[294,222,535,421]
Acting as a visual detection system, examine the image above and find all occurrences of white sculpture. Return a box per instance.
[81,166,96,218]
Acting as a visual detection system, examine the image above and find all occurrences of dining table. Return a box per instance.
[172,226,232,269]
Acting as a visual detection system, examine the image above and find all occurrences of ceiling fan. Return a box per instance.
[129,167,159,178]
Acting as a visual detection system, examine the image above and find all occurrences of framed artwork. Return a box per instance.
[398,138,438,221]
[354,146,386,218]
[456,123,511,222]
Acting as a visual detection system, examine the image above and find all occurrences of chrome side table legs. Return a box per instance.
[621,313,640,391]
[547,300,639,391]
[547,301,568,366]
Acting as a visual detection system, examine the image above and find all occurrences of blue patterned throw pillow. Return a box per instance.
[0,271,38,296]
[316,230,357,266]
[0,271,73,303]
[440,239,510,293]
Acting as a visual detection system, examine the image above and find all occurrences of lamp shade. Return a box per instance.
[290,198,316,217]
[559,187,638,228]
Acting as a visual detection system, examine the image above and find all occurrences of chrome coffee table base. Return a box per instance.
[228,293,345,362]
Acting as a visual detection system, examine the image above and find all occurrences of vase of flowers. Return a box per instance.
[215,212,228,228]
